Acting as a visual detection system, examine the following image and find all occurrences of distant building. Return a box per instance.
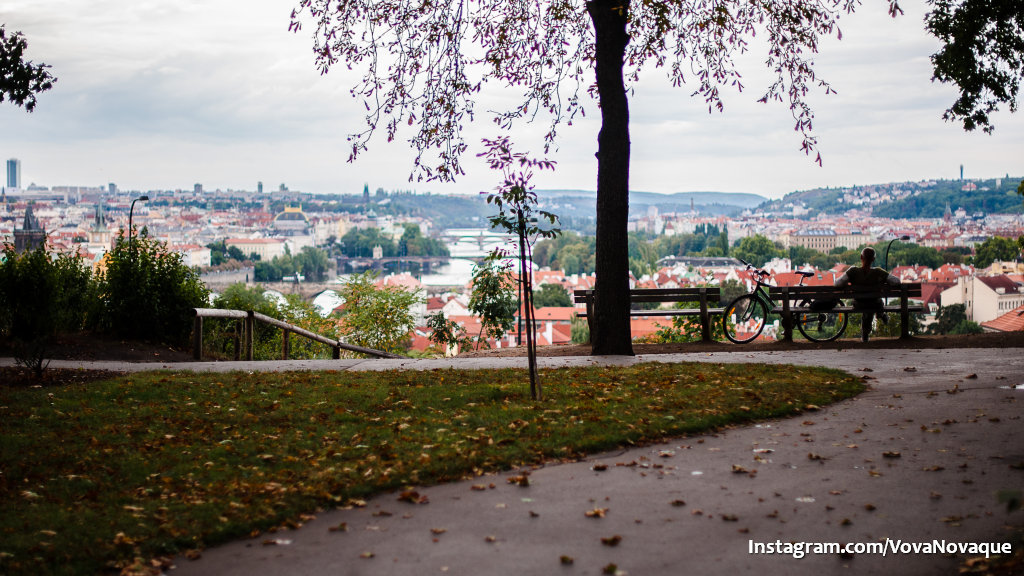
[272,205,310,232]
[194,183,203,194]
[14,203,47,253]
[225,237,287,261]
[6,158,21,189]
[940,275,1024,324]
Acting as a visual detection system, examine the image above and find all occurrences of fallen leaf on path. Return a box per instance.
[601,535,623,546]
[585,508,608,518]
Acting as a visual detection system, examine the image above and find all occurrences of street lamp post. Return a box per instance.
[884,235,911,270]
[128,195,150,250]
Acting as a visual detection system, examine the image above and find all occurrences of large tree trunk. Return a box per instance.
[586,0,634,356]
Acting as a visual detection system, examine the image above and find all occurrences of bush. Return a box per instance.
[203,284,342,360]
[0,244,95,376]
[336,271,421,355]
[95,231,209,346]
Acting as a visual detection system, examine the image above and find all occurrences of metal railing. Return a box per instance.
[192,308,404,361]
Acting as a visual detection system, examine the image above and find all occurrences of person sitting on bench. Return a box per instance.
[834,246,900,342]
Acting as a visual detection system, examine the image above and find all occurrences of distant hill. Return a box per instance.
[539,189,768,218]
[758,177,1023,218]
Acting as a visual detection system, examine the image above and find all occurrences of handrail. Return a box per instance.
[192,308,405,361]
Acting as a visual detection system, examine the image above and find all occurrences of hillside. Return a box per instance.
[759,177,1023,218]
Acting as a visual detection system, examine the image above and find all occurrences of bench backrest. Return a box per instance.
[768,283,922,301]
[574,287,721,304]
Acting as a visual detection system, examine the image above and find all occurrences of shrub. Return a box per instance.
[336,271,421,355]
[0,244,95,376]
[95,231,209,346]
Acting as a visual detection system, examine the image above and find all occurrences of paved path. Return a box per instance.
[9,348,1024,575]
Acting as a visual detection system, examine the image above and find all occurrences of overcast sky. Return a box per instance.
[2,0,1022,200]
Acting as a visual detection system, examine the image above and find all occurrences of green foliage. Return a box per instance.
[336,271,421,354]
[533,283,572,308]
[0,25,56,112]
[338,226,448,259]
[205,285,340,360]
[0,362,863,574]
[0,245,94,375]
[951,319,984,334]
[95,231,210,346]
[570,315,590,344]
[872,178,1024,218]
[468,251,519,349]
[642,310,726,344]
[733,235,785,267]
[927,303,970,335]
[206,240,248,266]
[253,246,331,282]
[926,0,1024,133]
[973,236,1021,268]
[719,279,748,306]
[533,232,596,275]
[426,311,471,355]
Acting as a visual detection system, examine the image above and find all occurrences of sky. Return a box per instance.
[1,0,1023,200]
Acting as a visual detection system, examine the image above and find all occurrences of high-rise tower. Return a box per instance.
[6,158,21,189]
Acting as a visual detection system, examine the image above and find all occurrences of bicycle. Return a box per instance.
[722,259,848,344]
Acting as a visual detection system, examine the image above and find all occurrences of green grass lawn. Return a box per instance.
[0,362,862,575]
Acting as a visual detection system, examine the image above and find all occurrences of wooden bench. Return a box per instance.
[767,283,924,341]
[573,287,723,342]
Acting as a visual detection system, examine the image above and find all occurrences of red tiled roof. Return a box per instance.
[981,305,1024,332]
[977,275,1024,295]
[919,282,954,306]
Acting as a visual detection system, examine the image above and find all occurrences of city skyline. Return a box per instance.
[1,1,1023,199]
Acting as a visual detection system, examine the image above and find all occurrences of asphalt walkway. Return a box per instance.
[7,347,1023,575]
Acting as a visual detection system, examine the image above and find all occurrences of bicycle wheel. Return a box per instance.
[796,308,848,342]
[723,294,768,344]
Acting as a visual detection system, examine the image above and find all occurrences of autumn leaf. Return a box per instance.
[601,535,623,546]
[398,490,429,504]
[585,508,608,518]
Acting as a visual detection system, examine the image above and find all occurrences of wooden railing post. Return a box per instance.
[899,285,911,339]
[193,313,203,360]
[699,287,711,342]
[245,310,255,361]
[780,287,794,342]
[282,329,290,360]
